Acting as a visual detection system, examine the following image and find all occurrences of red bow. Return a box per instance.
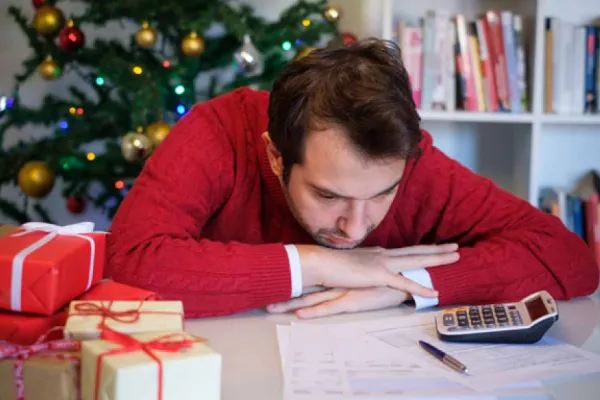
[0,335,80,400]
[94,325,201,400]
[71,301,185,330]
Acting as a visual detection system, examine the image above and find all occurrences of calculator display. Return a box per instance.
[524,295,549,321]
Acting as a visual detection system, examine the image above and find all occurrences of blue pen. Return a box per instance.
[418,340,469,375]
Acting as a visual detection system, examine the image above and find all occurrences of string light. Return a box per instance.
[86,152,96,161]
[77,108,84,115]
[132,66,143,75]
[174,85,185,95]
[95,77,105,86]
[114,180,125,189]
[69,107,76,114]
[58,120,68,129]
[176,105,186,115]
[302,19,311,27]
[282,41,292,51]
[162,60,170,68]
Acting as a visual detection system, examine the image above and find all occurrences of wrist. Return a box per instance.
[296,244,328,288]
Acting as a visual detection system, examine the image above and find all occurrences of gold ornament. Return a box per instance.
[18,161,55,198]
[295,47,316,60]
[135,21,157,48]
[145,121,171,147]
[181,32,205,56]
[121,132,153,162]
[322,5,342,23]
[32,5,65,36]
[38,55,61,80]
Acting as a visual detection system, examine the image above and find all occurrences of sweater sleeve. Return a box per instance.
[104,103,292,318]
[408,139,600,307]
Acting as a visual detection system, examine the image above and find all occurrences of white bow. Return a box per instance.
[20,221,96,235]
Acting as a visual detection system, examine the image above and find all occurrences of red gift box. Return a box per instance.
[0,222,106,316]
[0,280,157,345]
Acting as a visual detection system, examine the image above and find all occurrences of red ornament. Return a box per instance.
[59,20,85,51]
[32,0,46,8]
[342,32,357,45]
[66,195,86,214]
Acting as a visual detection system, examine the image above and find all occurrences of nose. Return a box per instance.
[337,201,369,241]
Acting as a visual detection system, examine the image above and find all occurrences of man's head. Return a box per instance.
[264,38,422,249]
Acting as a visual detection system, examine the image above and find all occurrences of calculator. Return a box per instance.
[435,290,559,344]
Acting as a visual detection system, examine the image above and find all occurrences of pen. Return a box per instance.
[418,340,469,375]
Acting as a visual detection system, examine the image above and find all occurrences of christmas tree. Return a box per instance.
[0,0,348,224]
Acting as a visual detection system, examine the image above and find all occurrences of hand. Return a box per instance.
[298,243,459,298]
[267,287,409,319]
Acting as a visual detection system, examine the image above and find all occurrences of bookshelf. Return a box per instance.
[374,0,600,206]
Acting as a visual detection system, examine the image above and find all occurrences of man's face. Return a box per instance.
[265,127,406,250]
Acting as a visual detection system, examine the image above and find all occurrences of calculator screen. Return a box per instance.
[524,295,549,321]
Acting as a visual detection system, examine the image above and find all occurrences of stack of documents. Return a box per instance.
[276,313,600,399]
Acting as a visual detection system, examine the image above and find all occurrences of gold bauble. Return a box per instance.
[181,32,205,56]
[135,21,158,48]
[145,121,171,147]
[18,161,55,198]
[32,5,65,36]
[295,47,316,60]
[121,132,153,162]
[322,5,342,23]
[38,56,61,80]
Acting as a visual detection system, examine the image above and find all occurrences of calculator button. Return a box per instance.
[458,319,469,327]
[486,323,496,328]
[499,322,510,327]
[471,324,483,329]
[442,314,455,326]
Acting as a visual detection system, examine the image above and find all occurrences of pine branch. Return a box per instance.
[0,197,30,224]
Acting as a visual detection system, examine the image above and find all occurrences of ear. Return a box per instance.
[262,131,284,177]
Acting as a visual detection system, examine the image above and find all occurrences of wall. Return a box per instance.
[0,0,377,229]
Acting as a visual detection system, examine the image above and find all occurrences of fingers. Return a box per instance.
[381,271,438,298]
[266,289,345,313]
[386,251,460,274]
[386,243,458,256]
[295,294,352,319]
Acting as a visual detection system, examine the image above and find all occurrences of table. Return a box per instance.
[185,289,600,400]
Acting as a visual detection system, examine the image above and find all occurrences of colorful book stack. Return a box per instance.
[0,222,221,400]
[395,10,528,113]
[543,17,600,115]
[539,171,600,272]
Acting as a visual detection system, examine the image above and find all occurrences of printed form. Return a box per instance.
[277,313,600,399]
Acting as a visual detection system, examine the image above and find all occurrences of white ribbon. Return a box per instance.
[9,222,102,312]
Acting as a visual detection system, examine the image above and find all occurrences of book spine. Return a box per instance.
[501,11,520,112]
[486,11,510,111]
[584,26,598,113]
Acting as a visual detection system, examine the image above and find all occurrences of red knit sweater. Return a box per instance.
[105,87,600,318]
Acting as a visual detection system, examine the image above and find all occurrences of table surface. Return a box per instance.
[185,289,600,400]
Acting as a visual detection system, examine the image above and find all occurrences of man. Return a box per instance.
[105,39,599,319]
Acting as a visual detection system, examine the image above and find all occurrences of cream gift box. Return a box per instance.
[63,300,185,340]
[81,329,221,400]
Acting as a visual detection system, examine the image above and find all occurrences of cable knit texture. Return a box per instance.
[105,87,600,317]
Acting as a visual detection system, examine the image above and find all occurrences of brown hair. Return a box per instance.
[268,38,422,183]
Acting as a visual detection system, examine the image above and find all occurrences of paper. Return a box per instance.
[64,300,184,340]
[368,316,600,392]
[276,311,600,399]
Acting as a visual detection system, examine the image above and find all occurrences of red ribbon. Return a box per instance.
[94,325,201,400]
[0,334,80,400]
[71,301,185,330]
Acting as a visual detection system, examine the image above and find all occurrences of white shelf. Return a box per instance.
[419,110,534,124]
[377,0,600,206]
[540,114,600,125]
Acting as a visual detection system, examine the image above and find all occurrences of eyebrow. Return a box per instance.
[310,177,403,200]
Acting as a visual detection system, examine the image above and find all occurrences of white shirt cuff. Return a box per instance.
[401,269,438,310]
[284,245,303,298]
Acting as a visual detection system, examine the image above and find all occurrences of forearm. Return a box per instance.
[429,227,600,306]
[105,236,293,318]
